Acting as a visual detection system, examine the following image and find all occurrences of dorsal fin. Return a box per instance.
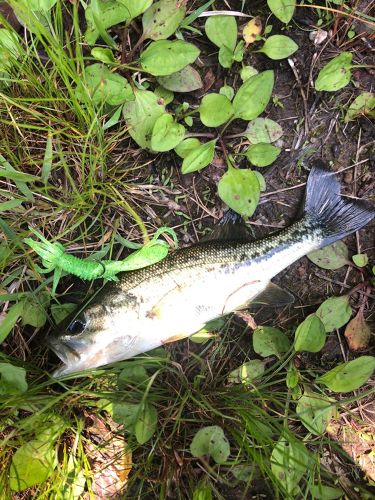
[205,210,255,242]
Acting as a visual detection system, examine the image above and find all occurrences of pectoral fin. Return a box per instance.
[252,282,294,306]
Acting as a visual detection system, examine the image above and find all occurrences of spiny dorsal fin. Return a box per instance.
[205,209,255,242]
[252,282,295,306]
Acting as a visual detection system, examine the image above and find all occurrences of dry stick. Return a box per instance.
[288,58,309,138]
[296,4,375,29]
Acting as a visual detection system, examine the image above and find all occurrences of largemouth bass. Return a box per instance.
[50,164,374,376]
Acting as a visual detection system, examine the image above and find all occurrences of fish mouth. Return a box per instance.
[48,337,83,377]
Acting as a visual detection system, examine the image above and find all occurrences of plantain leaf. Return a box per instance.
[344,92,375,122]
[199,93,233,127]
[316,296,352,332]
[267,0,296,23]
[181,140,216,174]
[316,356,375,393]
[218,167,261,218]
[294,314,326,353]
[253,326,290,358]
[190,426,230,464]
[246,143,280,167]
[258,35,298,60]
[296,391,335,435]
[142,0,186,40]
[308,241,349,270]
[123,90,165,149]
[157,65,202,92]
[245,117,283,143]
[233,71,274,120]
[315,52,352,92]
[175,138,201,159]
[150,113,185,152]
[205,15,237,51]
[140,40,200,76]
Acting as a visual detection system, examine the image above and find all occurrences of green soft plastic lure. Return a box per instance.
[25,226,178,294]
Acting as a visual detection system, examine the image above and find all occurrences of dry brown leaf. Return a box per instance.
[344,310,372,351]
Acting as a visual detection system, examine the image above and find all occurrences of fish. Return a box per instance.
[49,163,374,376]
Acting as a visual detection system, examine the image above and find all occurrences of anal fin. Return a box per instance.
[252,282,294,306]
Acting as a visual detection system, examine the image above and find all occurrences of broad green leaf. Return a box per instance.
[228,360,265,384]
[9,0,56,32]
[61,455,86,500]
[76,64,133,106]
[296,391,335,435]
[267,0,296,23]
[142,0,186,40]
[233,40,244,62]
[286,363,299,389]
[123,90,165,149]
[118,363,149,386]
[352,253,368,267]
[205,15,237,51]
[316,356,375,393]
[271,433,309,494]
[190,425,230,464]
[233,70,274,120]
[307,241,349,270]
[315,52,352,92]
[344,310,371,351]
[316,296,352,332]
[157,65,203,92]
[218,44,234,69]
[85,0,150,45]
[219,85,234,100]
[175,138,201,159]
[135,402,158,444]
[258,35,298,60]
[231,464,256,482]
[91,47,116,64]
[151,113,185,152]
[310,485,343,500]
[50,303,77,324]
[254,171,266,191]
[345,92,375,122]
[246,143,280,167]
[140,40,200,76]
[199,93,233,127]
[0,362,27,395]
[21,294,48,328]
[0,301,23,343]
[240,65,258,81]
[294,314,326,352]
[181,140,216,174]
[245,117,283,143]
[117,0,152,18]
[9,440,56,491]
[154,86,174,105]
[253,326,290,358]
[112,402,140,433]
[192,481,213,500]
[218,167,261,218]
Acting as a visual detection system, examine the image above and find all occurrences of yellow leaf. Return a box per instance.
[243,17,262,46]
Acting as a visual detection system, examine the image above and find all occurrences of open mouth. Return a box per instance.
[48,338,80,366]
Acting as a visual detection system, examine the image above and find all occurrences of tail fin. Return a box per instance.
[304,162,374,248]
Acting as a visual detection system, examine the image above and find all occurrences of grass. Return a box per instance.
[0,1,374,499]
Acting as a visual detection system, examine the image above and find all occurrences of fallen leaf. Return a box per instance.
[344,309,372,351]
[243,17,262,46]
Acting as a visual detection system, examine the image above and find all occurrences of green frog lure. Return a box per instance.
[25,226,178,294]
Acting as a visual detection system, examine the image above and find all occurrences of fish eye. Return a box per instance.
[67,317,86,335]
